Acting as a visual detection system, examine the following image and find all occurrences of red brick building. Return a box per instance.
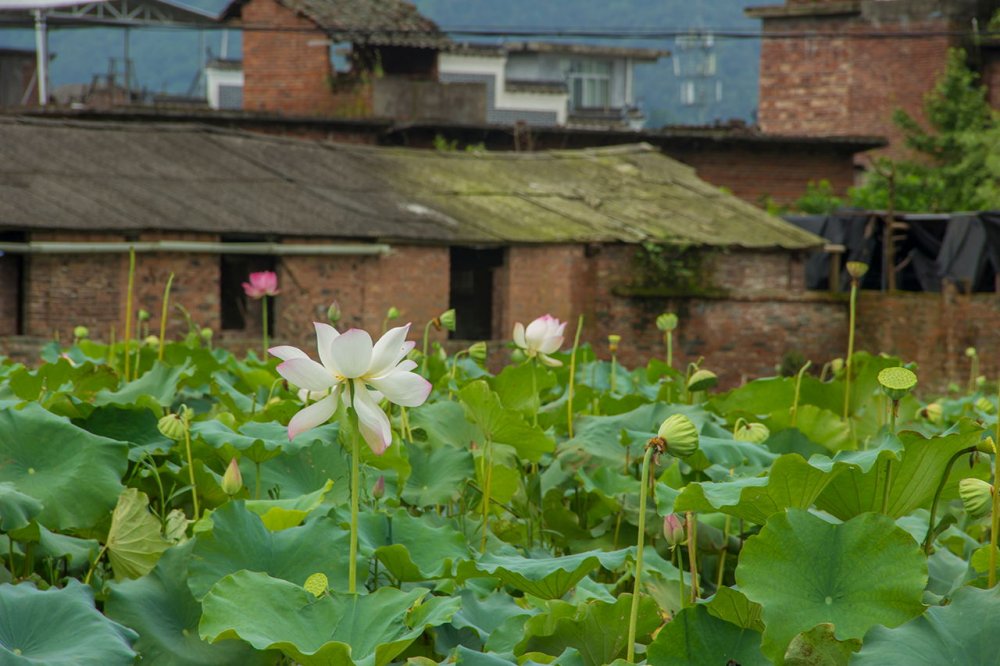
[746,0,999,158]
[0,117,846,386]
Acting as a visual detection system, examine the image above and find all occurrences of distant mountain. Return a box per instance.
[0,0,760,126]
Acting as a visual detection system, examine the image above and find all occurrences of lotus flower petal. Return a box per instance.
[352,384,392,454]
[313,322,341,372]
[369,324,412,378]
[287,393,338,440]
[269,345,308,362]
[329,329,373,379]
[368,370,432,408]
[277,358,336,392]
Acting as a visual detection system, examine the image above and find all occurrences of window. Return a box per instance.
[219,239,276,332]
[568,60,612,110]
[0,232,25,335]
[449,247,504,340]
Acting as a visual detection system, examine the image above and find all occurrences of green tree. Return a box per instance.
[849,48,1000,212]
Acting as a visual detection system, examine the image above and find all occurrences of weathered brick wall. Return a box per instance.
[757,13,953,158]
[857,288,1000,393]
[497,245,592,341]
[241,0,373,116]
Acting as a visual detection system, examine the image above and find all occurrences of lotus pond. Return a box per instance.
[1,315,999,666]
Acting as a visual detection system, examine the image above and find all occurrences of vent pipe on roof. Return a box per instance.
[0,241,392,256]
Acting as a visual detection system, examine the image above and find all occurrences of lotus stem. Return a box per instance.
[666,330,673,369]
[421,319,434,375]
[158,274,174,363]
[480,436,494,553]
[183,425,200,520]
[123,248,136,381]
[448,350,468,400]
[717,514,731,589]
[882,399,899,515]
[627,444,655,663]
[791,360,812,427]
[610,352,617,394]
[567,315,584,438]
[261,296,269,359]
[686,511,699,602]
[675,545,685,610]
[531,360,539,427]
[255,461,262,500]
[991,465,1000,588]
[923,446,979,553]
[348,405,361,594]
[83,543,109,586]
[843,277,858,421]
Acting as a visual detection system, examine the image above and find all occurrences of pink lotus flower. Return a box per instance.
[242,271,279,299]
[270,323,431,454]
[513,315,567,367]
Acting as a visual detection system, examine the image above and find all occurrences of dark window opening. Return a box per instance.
[220,239,277,332]
[449,247,504,340]
[0,232,25,336]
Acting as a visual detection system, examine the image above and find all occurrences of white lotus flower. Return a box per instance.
[270,323,431,454]
[513,315,567,367]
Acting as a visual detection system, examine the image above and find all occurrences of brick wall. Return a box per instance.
[757,13,954,158]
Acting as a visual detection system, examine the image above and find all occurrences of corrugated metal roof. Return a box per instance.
[0,118,824,249]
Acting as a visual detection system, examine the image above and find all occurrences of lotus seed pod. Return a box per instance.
[439,309,457,332]
[73,325,89,340]
[386,306,400,320]
[372,475,385,500]
[657,413,700,458]
[469,341,488,363]
[687,369,718,393]
[157,413,186,441]
[734,421,770,444]
[608,334,621,354]
[200,327,213,341]
[846,261,869,280]
[959,478,994,518]
[976,397,995,414]
[216,412,237,430]
[656,313,678,332]
[966,347,978,358]
[221,458,243,496]
[663,513,686,548]
[978,436,996,455]
[303,573,328,598]
[326,301,342,325]
[920,402,943,424]
[877,367,918,402]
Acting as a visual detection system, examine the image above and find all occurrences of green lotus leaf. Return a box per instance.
[254,438,351,503]
[459,381,555,462]
[767,405,852,452]
[105,488,170,580]
[711,375,843,418]
[369,510,472,581]
[403,443,475,506]
[95,361,192,407]
[515,595,658,666]
[244,478,334,530]
[34,525,100,573]
[450,589,535,648]
[457,548,632,599]
[705,586,765,632]
[0,482,42,532]
[675,453,841,523]
[735,510,927,663]
[0,580,137,665]
[199,570,460,666]
[852,586,1000,665]
[409,400,481,449]
[646,604,768,665]
[814,428,982,520]
[783,623,859,666]
[492,362,556,417]
[188,501,356,598]
[192,420,339,464]
[106,542,271,666]
[0,403,128,530]
[75,405,174,461]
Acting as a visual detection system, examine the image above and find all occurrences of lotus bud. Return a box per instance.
[830,357,844,375]
[326,301,342,325]
[977,375,987,388]
[920,402,943,424]
[947,382,960,394]
[438,309,457,332]
[138,309,151,323]
[846,261,869,280]
[687,369,718,393]
[656,313,678,332]
[608,334,621,354]
[200,327,213,342]
[73,325,89,340]
[372,475,385,500]
[221,458,243,496]
[469,341,488,363]
[157,413,187,441]
[144,334,160,347]
[386,306,400,320]
[978,435,996,455]
[657,413,700,458]
[663,513,685,548]
[877,367,918,401]
[511,348,527,364]
[959,478,994,518]
[303,572,328,598]
[216,412,237,430]
[976,397,995,414]
[966,347,978,359]
[734,421,770,444]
